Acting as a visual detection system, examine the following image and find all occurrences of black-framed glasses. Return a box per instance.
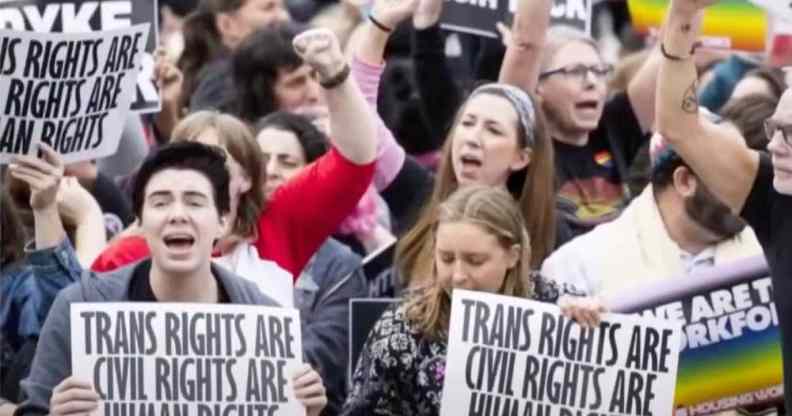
[764,119,792,146]
[539,63,614,83]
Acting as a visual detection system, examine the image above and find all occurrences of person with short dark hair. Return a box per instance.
[12,142,328,416]
[543,130,763,298]
[719,93,779,151]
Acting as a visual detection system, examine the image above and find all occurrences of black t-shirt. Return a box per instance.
[555,92,648,235]
[128,261,230,303]
[741,154,792,409]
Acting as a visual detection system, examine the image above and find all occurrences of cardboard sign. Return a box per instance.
[71,302,306,416]
[608,256,783,414]
[0,0,160,113]
[440,289,681,416]
[628,0,768,52]
[0,25,147,164]
[441,0,591,39]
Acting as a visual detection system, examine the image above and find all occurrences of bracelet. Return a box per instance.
[660,42,700,61]
[369,15,393,32]
[319,64,351,89]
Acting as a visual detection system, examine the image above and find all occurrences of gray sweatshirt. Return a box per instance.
[14,254,278,416]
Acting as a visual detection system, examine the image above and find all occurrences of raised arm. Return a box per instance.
[656,0,759,212]
[9,144,66,249]
[56,178,107,267]
[497,0,552,91]
[294,29,377,165]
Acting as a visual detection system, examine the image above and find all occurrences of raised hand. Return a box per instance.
[371,0,419,31]
[57,177,102,227]
[412,0,442,29]
[293,29,347,84]
[8,143,64,211]
[670,0,719,15]
[154,48,184,110]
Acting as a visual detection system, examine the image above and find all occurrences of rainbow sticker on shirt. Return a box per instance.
[594,150,614,169]
[628,0,767,52]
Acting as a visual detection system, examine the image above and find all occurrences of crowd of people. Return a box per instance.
[1,0,790,414]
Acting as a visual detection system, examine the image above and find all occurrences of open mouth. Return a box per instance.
[460,155,483,168]
[575,100,599,111]
[163,234,195,250]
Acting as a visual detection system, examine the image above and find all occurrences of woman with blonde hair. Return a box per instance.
[342,186,598,414]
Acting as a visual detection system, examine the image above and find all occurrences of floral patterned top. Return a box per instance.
[341,274,563,416]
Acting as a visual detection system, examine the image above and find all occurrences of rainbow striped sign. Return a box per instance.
[628,0,768,52]
[609,256,783,413]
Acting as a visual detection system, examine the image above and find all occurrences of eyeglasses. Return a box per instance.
[764,119,792,146]
[539,64,614,83]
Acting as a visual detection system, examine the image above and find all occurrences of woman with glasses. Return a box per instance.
[535,25,663,237]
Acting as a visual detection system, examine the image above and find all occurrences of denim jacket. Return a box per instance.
[1,239,82,401]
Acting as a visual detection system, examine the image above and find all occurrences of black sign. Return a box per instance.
[347,298,399,383]
[0,0,160,113]
[440,0,591,38]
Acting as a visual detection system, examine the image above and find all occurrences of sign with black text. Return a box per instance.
[70,303,306,416]
[0,25,147,164]
[440,0,591,39]
[0,0,160,113]
[440,290,681,416]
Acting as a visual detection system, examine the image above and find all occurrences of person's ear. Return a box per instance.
[218,214,230,239]
[240,173,252,194]
[672,166,697,198]
[510,147,532,172]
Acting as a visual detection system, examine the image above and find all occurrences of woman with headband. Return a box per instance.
[350,0,568,293]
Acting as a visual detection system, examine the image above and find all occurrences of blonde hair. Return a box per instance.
[540,25,600,73]
[404,185,534,340]
[171,111,265,239]
[396,88,556,286]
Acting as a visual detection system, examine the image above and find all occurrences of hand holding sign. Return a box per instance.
[50,376,100,416]
[293,364,328,416]
[558,295,607,328]
[371,0,420,30]
[8,143,64,211]
[293,29,346,84]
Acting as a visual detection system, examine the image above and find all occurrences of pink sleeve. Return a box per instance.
[351,56,406,192]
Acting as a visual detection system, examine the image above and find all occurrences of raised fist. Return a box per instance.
[293,29,347,83]
[670,0,719,15]
[371,0,420,30]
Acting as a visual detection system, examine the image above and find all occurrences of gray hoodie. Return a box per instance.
[14,253,278,416]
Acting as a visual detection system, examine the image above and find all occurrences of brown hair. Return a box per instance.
[404,185,533,340]
[178,0,248,109]
[720,93,779,151]
[171,111,265,239]
[1,182,27,267]
[396,88,556,288]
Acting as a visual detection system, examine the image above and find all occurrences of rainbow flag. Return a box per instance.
[628,0,768,52]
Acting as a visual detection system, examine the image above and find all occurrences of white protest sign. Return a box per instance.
[749,0,792,23]
[71,303,306,416]
[0,24,147,164]
[440,290,681,416]
[0,0,161,113]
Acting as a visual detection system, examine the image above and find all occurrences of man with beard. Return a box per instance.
[542,129,763,299]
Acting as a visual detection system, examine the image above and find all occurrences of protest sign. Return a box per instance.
[0,0,160,113]
[71,302,306,416]
[440,289,681,416]
[0,25,147,164]
[628,0,767,51]
[440,0,591,39]
[749,0,792,23]
[348,298,399,382]
[608,256,783,414]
